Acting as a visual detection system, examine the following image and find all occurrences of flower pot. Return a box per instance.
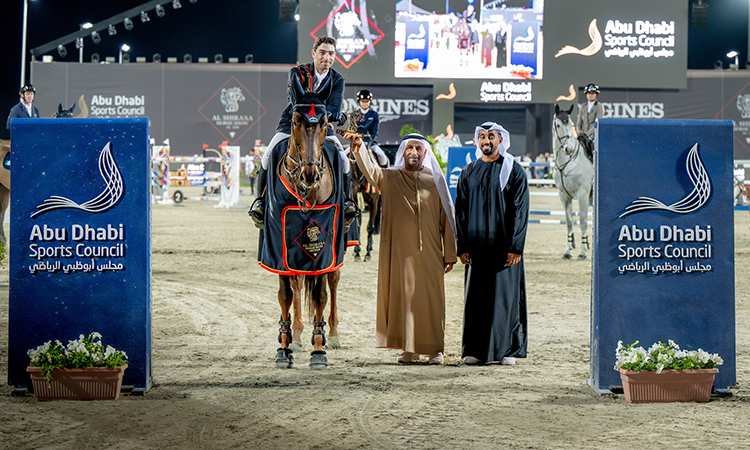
[27,364,128,401]
[617,367,719,403]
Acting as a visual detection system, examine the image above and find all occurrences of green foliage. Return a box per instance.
[615,340,723,374]
[0,238,5,265]
[27,332,129,384]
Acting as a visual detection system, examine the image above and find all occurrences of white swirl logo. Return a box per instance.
[620,143,710,218]
[31,142,124,218]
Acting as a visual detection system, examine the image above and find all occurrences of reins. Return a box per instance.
[285,125,326,213]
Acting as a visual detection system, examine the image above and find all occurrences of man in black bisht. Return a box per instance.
[455,121,529,365]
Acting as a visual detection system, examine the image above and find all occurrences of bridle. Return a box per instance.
[552,113,582,199]
[552,113,581,172]
[285,119,326,213]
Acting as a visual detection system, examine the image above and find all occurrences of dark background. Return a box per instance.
[1,0,748,140]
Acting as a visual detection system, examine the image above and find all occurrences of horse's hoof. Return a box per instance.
[562,253,572,259]
[363,254,371,262]
[309,350,328,369]
[326,335,341,349]
[289,341,303,353]
[274,347,293,369]
[578,254,587,260]
[354,255,361,262]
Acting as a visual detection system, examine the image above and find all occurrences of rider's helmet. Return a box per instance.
[356,89,373,101]
[19,84,36,95]
[583,83,599,94]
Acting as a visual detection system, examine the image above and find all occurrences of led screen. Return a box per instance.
[394,1,542,79]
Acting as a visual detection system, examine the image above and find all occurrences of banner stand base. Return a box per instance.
[587,378,615,396]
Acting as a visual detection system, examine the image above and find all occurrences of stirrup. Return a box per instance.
[344,200,359,233]
[248,197,265,229]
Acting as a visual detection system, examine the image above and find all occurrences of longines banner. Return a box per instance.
[589,119,735,394]
[8,118,152,392]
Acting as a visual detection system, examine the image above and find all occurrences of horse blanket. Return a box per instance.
[258,138,347,275]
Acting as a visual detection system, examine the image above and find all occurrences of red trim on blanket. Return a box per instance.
[258,261,343,276]
[346,240,358,247]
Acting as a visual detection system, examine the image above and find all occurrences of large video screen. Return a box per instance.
[394,1,543,79]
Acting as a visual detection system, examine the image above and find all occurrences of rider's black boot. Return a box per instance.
[248,165,267,229]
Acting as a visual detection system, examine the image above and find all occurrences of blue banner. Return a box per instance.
[404,20,430,71]
[590,119,735,393]
[509,21,539,75]
[447,146,476,203]
[9,118,152,392]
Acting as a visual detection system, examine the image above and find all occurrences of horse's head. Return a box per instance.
[53,102,76,118]
[553,104,576,154]
[288,97,328,191]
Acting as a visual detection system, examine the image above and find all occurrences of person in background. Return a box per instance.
[6,85,40,130]
[576,83,604,156]
[354,89,389,167]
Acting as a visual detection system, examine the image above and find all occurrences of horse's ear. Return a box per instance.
[567,104,574,115]
[57,103,64,112]
[555,104,561,115]
[69,102,76,113]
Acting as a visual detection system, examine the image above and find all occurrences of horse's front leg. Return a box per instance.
[289,275,304,352]
[275,275,294,368]
[309,275,329,368]
[577,193,590,260]
[561,195,575,259]
[365,210,375,262]
[326,269,341,348]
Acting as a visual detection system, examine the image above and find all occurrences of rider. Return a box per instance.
[354,89,389,167]
[6,84,40,130]
[576,83,604,149]
[250,36,355,228]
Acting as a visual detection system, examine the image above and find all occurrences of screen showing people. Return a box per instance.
[395,0,542,80]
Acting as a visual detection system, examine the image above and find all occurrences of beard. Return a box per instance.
[481,143,496,156]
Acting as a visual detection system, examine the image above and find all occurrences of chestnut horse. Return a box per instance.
[275,111,342,369]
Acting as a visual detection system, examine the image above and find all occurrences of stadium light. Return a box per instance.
[173,0,182,9]
[108,24,117,36]
[124,17,134,30]
[141,11,150,22]
[727,51,739,70]
[155,4,166,17]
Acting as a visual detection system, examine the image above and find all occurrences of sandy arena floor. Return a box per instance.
[1,186,749,449]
